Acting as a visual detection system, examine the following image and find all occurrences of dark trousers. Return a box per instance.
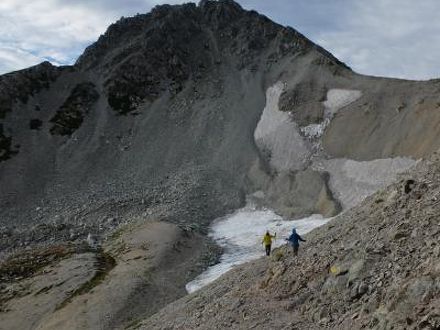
[292,244,299,256]
[265,244,271,256]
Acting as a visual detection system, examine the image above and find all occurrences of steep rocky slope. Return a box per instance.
[1,0,440,241]
[1,0,440,329]
[137,151,440,330]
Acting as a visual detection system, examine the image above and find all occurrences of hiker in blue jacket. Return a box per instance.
[286,228,306,256]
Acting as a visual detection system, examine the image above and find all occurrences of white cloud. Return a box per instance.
[0,0,131,73]
[0,46,42,73]
[0,0,190,74]
[240,0,440,80]
[0,0,98,72]
[310,0,440,79]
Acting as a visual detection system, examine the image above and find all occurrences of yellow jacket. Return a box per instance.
[262,233,276,246]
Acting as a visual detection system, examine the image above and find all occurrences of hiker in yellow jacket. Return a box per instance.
[262,230,276,256]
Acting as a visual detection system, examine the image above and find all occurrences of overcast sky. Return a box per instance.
[1,0,440,80]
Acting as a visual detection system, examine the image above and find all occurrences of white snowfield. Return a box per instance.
[185,84,415,294]
[314,157,417,209]
[254,82,311,171]
[301,88,362,140]
[254,85,363,168]
[323,89,362,116]
[300,122,326,140]
[186,204,329,293]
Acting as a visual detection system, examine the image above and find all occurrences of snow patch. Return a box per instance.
[314,157,416,209]
[300,122,327,140]
[254,82,311,171]
[186,204,329,293]
[300,89,362,141]
[323,89,362,116]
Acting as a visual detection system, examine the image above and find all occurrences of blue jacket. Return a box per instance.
[287,230,305,246]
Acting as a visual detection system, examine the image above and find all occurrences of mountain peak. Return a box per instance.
[198,0,243,11]
[74,0,347,115]
[75,0,333,71]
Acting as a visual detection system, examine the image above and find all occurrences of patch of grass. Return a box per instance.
[56,250,116,311]
[0,108,10,120]
[272,250,285,261]
[34,284,54,296]
[108,241,127,257]
[108,91,135,115]
[0,244,77,309]
[107,227,130,256]
[29,119,43,130]
[0,125,19,162]
[125,317,143,329]
[109,226,126,241]
[143,269,153,285]
[0,244,75,283]
[49,82,99,136]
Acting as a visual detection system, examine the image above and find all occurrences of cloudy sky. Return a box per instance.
[1,0,440,80]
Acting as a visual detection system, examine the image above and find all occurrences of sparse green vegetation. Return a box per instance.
[29,119,43,130]
[56,250,116,311]
[0,130,19,162]
[0,244,75,283]
[108,226,126,241]
[50,82,99,135]
[125,317,143,329]
[272,250,284,261]
[108,90,136,115]
[0,61,59,120]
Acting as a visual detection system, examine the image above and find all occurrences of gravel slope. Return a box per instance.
[137,151,440,330]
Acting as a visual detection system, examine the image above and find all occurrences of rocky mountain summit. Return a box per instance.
[0,0,440,329]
